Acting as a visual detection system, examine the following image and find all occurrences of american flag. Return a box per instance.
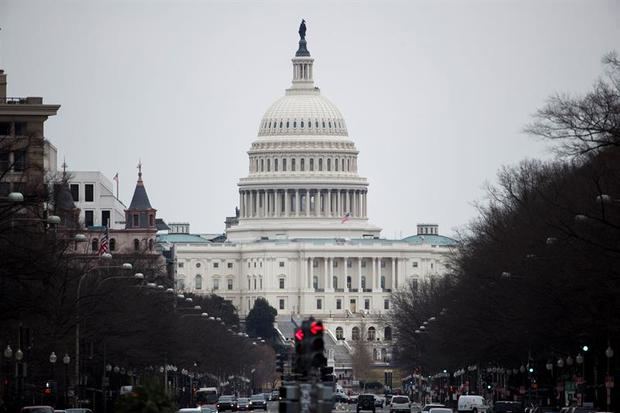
[98,226,109,255]
[341,212,352,224]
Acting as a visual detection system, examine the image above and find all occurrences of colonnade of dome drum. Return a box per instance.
[238,188,368,219]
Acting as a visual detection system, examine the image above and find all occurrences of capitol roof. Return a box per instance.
[401,234,458,247]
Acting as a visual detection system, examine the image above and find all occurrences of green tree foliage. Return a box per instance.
[245,297,277,339]
[114,381,176,413]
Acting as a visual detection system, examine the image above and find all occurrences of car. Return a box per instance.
[201,407,218,413]
[21,407,55,413]
[390,395,412,413]
[429,408,453,413]
[237,398,251,411]
[457,396,489,413]
[270,390,280,401]
[423,404,446,413]
[494,402,524,413]
[375,396,385,408]
[411,403,422,413]
[350,395,359,404]
[178,409,202,413]
[250,394,267,410]
[217,395,238,412]
[54,410,66,413]
[65,409,93,413]
[357,394,377,413]
[334,393,350,404]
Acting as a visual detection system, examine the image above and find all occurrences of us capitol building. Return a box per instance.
[163,22,456,379]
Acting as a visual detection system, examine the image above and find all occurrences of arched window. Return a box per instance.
[380,275,385,289]
[384,326,392,341]
[373,348,378,361]
[308,120,311,128]
[335,159,339,171]
[91,238,98,252]
[267,159,271,171]
[332,276,338,289]
[133,239,140,251]
[260,159,264,172]
[319,159,323,171]
[367,326,376,341]
[301,120,304,128]
[315,121,319,128]
[328,121,332,128]
[312,276,318,290]
[322,121,326,128]
[381,348,388,361]
[327,158,331,171]
[275,159,278,171]
[293,121,297,128]
[279,121,283,128]
[336,327,344,340]
[352,327,360,341]
[286,121,289,128]
[292,158,296,171]
[361,276,367,289]
[195,274,203,290]
[346,276,351,289]
[283,158,287,171]
[109,238,116,251]
[347,159,350,171]
[300,158,305,171]
[149,239,154,251]
[310,159,314,171]
[341,159,345,171]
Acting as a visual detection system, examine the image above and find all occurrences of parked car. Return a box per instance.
[65,409,93,413]
[357,394,377,413]
[390,395,412,413]
[201,407,218,413]
[411,403,423,413]
[217,395,238,412]
[457,396,490,413]
[236,398,251,411]
[494,402,523,413]
[429,408,454,413]
[21,407,55,413]
[375,396,386,408]
[250,394,267,410]
[422,404,446,413]
[350,395,360,404]
[178,409,202,413]
[334,393,350,403]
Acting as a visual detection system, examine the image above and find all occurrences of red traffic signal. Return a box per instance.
[294,328,304,342]
[310,321,324,335]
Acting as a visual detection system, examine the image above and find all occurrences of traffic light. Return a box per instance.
[293,326,307,377]
[308,320,327,368]
[276,353,286,373]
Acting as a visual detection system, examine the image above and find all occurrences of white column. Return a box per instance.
[345,190,350,214]
[357,258,363,291]
[284,189,289,217]
[295,189,300,216]
[250,191,254,217]
[358,191,362,217]
[305,189,310,216]
[315,190,320,216]
[327,190,332,217]
[391,258,396,290]
[328,257,334,291]
[275,190,280,217]
[372,257,377,290]
[309,257,314,289]
[323,258,329,291]
[343,256,349,292]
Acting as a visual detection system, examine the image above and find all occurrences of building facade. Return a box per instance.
[165,26,457,379]
[67,171,126,229]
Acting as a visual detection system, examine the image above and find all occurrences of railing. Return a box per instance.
[0,97,36,104]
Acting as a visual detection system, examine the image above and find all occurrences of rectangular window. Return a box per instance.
[178,262,184,268]
[412,262,418,268]
[260,279,262,289]
[316,299,322,310]
[279,261,285,268]
[84,210,94,227]
[384,299,390,310]
[279,278,285,289]
[361,260,367,268]
[411,278,418,290]
[364,298,370,310]
[133,214,139,227]
[0,182,10,196]
[283,159,287,171]
[254,279,257,289]
[101,210,110,228]
[227,279,233,290]
[227,262,233,269]
[0,122,10,135]
[336,299,342,310]
[70,184,79,202]
[85,184,94,202]
[213,279,219,290]
[279,299,285,310]
[13,151,26,171]
[213,262,219,268]
[0,152,9,171]
[248,279,251,290]
[14,122,27,136]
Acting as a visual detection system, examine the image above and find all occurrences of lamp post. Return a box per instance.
[63,354,71,407]
[74,262,135,403]
[605,345,613,411]
[3,345,13,405]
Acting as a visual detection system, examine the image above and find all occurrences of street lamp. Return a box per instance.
[63,354,71,406]
[50,352,57,376]
[7,192,24,202]
[3,345,12,359]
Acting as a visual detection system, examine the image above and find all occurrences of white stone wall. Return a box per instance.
[68,171,126,229]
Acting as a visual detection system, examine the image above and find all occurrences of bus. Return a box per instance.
[196,387,219,405]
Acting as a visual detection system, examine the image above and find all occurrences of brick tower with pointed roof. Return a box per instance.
[125,161,157,230]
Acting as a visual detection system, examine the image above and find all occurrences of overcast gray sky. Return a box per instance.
[1,0,618,238]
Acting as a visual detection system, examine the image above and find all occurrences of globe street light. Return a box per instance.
[3,345,12,359]
[50,352,57,376]
[63,354,71,406]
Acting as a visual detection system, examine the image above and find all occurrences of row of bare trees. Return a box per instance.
[390,53,620,381]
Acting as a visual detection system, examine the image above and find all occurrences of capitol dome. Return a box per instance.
[258,94,348,137]
[226,22,381,242]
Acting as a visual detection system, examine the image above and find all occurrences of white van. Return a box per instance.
[457,395,490,413]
